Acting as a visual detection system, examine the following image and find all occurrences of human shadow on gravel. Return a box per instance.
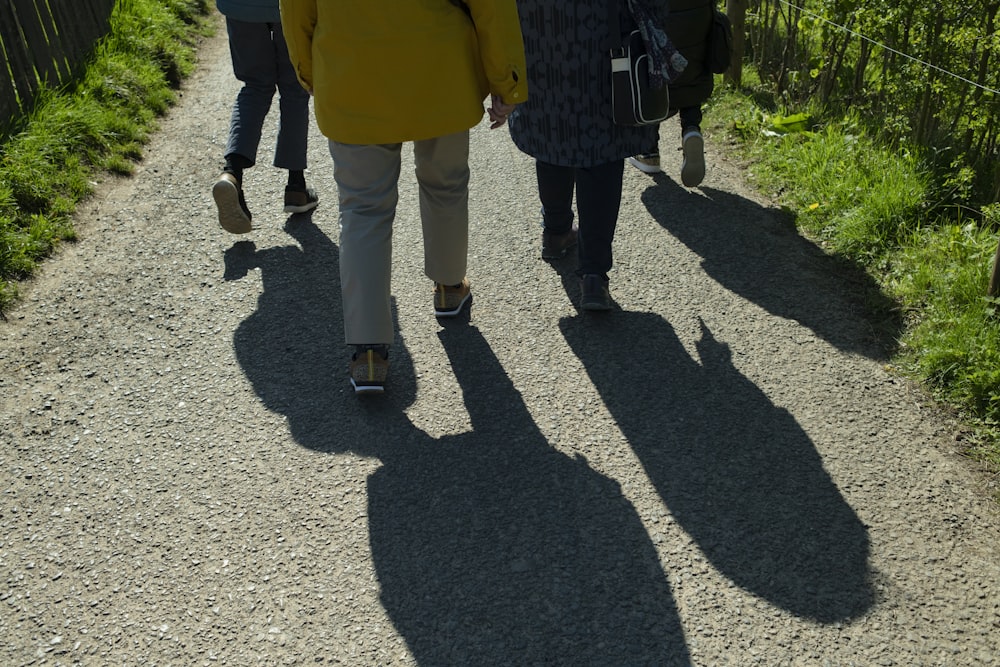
[560,312,875,623]
[364,325,691,665]
[225,214,344,423]
[227,221,691,664]
[641,177,901,360]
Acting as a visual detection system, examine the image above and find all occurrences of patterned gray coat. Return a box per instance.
[508,0,658,168]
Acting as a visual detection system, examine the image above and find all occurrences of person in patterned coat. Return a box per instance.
[508,0,659,311]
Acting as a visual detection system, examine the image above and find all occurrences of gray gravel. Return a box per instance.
[2,24,1000,666]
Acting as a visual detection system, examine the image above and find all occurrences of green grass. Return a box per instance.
[708,77,1000,468]
[0,0,211,311]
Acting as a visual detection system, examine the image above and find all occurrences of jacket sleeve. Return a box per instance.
[279,0,318,93]
[465,0,528,104]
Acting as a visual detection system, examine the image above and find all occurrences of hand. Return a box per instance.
[488,94,517,129]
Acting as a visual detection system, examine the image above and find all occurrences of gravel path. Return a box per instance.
[2,24,999,666]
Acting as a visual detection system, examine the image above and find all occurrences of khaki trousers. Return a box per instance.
[330,131,470,346]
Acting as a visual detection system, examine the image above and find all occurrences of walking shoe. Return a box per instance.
[541,227,578,260]
[680,128,705,187]
[580,274,612,311]
[213,172,252,234]
[628,153,662,174]
[434,278,471,317]
[283,186,319,214]
[349,345,389,393]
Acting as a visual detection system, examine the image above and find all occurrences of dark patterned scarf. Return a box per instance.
[627,0,688,88]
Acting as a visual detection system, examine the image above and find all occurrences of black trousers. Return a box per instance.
[536,159,625,280]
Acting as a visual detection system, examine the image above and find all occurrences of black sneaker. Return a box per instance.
[580,274,612,311]
[284,186,319,214]
[213,172,252,234]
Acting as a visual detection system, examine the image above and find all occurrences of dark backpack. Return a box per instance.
[707,9,734,74]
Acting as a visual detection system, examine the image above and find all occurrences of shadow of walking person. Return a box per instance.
[559,312,875,623]
[225,215,370,441]
[366,324,691,665]
[226,223,691,664]
[640,179,900,359]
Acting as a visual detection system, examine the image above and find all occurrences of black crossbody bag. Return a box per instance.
[608,0,670,126]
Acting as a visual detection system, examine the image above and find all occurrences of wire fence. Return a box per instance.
[1,0,117,133]
[746,0,1000,201]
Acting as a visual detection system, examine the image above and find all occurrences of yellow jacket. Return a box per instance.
[280,1,527,144]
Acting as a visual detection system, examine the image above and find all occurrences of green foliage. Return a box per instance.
[712,82,1000,463]
[889,222,1000,432]
[751,0,1000,207]
[743,110,930,264]
[0,0,212,313]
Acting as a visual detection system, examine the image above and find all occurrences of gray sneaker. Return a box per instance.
[680,129,705,187]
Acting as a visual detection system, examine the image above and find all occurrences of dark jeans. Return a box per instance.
[536,159,625,280]
[225,18,310,170]
[643,105,703,155]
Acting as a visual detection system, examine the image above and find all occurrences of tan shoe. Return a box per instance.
[212,172,252,234]
[349,346,389,394]
[433,278,471,317]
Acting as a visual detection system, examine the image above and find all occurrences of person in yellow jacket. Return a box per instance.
[280,0,527,394]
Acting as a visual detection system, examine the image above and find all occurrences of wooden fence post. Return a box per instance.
[725,0,747,87]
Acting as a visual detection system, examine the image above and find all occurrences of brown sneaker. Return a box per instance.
[349,346,389,393]
[283,186,319,214]
[433,278,471,317]
[213,172,252,234]
[541,227,578,260]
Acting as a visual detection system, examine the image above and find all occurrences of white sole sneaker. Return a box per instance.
[681,131,705,187]
[351,379,385,394]
[213,174,252,234]
[627,155,662,174]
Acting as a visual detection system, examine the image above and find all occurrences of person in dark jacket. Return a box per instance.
[628,0,715,187]
[509,0,659,311]
[212,0,318,234]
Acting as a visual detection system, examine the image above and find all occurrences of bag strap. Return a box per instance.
[608,0,623,52]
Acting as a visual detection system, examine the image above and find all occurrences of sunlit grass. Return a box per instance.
[709,81,1000,467]
[0,0,211,312]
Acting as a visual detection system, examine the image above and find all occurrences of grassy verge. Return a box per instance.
[707,73,1000,470]
[0,0,212,313]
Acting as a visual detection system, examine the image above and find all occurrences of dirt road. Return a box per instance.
[2,24,999,666]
